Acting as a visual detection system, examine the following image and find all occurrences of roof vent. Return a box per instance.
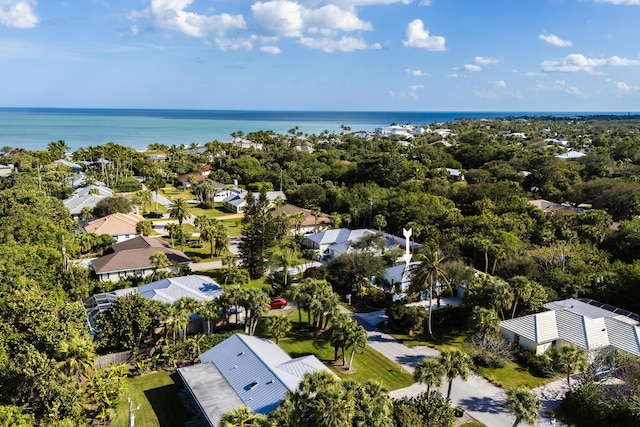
[238,351,245,356]
[248,381,259,390]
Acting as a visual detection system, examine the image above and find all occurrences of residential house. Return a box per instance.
[500,298,640,357]
[176,165,213,187]
[302,228,421,260]
[64,183,114,216]
[383,262,421,293]
[83,275,224,333]
[555,150,587,159]
[270,203,331,235]
[374,125,414,138]
[222,190,286,213]
[178,333,330,427]
[83,212,145,242]
[90,235,190,282]
[0,163,16,177]
[54,159,83,171]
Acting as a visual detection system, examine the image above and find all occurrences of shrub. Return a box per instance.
[527,353,555,378]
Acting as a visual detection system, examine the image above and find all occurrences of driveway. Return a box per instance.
[349,311,519,427]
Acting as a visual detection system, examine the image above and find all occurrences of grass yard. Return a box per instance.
[159,187,195,201]
[112,371,192,427]
[220,218,243,237]
[389,328,558,390]
[275,311,414,391]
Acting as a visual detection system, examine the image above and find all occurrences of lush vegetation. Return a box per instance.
[4,117,640,425]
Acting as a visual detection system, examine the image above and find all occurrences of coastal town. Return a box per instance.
[1,115,640,426]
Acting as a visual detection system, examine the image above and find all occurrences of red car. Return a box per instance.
[270,297,288,309]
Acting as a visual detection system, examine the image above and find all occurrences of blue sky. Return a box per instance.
[1,0,639,111]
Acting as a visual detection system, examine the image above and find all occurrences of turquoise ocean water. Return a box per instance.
[0,108,629,151]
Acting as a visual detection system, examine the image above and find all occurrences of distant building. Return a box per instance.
[179,333,330,427]
[0,163,17,177]
[270,203,331,235]
[555,150,586,159]
[222,190,286,213]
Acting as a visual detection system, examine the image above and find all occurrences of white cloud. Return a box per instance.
[539,34,572,47]
[251,1,303,37]
[541,53,640,73]
[419,0,432,5]
[409,84,424,90]
[215,37,253,51]
[475,56,499,65]
[260,45,281,54]
[149,0,246,38]
[525,71,546,77]
[595,0,640,4]
[298,36,369,52]
[553,79,584,96]
[305,4,372,35]
[448,73,459,78]
[606,79,640,95]
[464,63,481,72]
[402,19,446,51]
[405,68,426,77]
[0,0,38,28]
[494,80,506,88]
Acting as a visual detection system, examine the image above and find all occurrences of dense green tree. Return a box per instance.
[239,191,276,279]
[440,349,472,399]
[94,293,154,352]
[264,315,291,345]
[505,387,542,427]
[93,196,132,218]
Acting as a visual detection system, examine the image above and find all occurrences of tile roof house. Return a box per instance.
[500,298,640,357]
[178,333,330,427]
[90,236,190,282]
[84,212,145,242]
[270,203,331,235]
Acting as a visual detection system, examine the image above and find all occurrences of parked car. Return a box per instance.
[143,211,164,219]
[270,297,288,309]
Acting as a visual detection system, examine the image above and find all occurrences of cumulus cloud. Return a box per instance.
[409,84,424,90]
[494,80,506,88]
[606,78,640,95]
[402,19,446,51]
[0,0,38,28]
[298,36,369,52]
[448,73,459,78]
[539,33,572,47]
[405,68,426,77]
[305,4,372,35]
[251,1,304,37]
[464,63,482,72]
[260,45,281,54]
[541,53,640,73]
[149,0,246,37]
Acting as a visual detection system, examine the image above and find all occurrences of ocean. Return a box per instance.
[0,108,631,151]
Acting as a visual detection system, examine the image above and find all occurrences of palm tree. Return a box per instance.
[146,175,165,211]
[242,288,270,336]
[373,214,387,231]
[505,387,542,427]
[149,251,169,281]
[413,357,444,400]
[269,248,296,288]
[135,189,153,213]
[219,406,267,426]
[327,312,351,362]
[169,198,191,226]
[345,323,367,370]
[411,250,449,340]
[199,299,219,335]
[440,349,472,399]
[136,220,153,237]
[554,344,587,390]
[264,315,291,345]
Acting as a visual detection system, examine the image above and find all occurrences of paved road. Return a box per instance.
[348,311,519,427]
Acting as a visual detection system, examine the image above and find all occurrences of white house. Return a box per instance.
[178,333,330,427]
[500,298,640,357]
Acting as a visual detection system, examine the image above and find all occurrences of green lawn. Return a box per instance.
[112,371,192,427]
[220,218,243,236]
[276,311,414,391]
[389,329,558,390]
